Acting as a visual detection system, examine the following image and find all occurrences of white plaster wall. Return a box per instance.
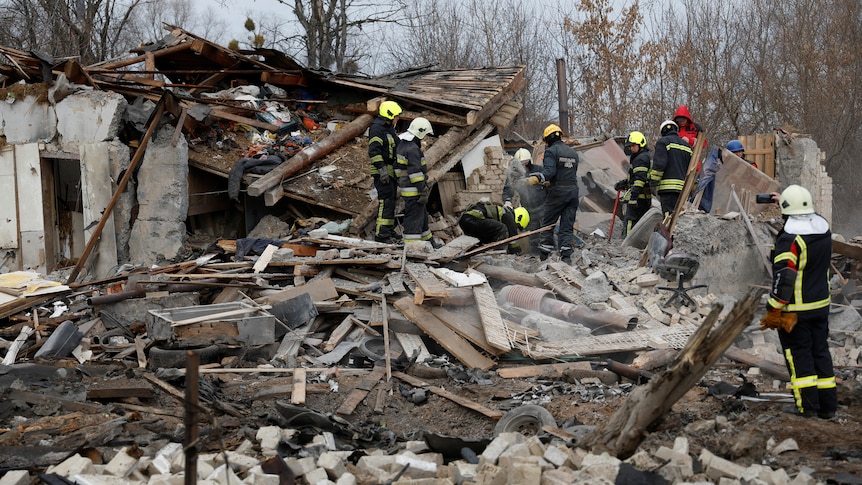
[55,91,127,152]
[0,95,57,143]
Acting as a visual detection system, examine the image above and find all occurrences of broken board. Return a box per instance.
[405,262,451,304]
[536,262,585,303]
[472,280,511,352]
[394,296,495,371]
[336,365,387,416]
[426,235,480,262]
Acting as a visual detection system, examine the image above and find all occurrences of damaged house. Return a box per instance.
[2,26,862,485]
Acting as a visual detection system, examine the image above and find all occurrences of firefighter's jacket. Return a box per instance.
[650,133,692,193]
[463,202,519,238]
[627,147,652,200]
[368,116,399,177]
[539,140,579,187]
[396,136,426,197]
[767,214,832,313]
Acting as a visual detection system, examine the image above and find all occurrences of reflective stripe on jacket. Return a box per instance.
[396,138,426,197]
[368,116,398,176]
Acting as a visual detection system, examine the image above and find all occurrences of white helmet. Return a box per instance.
[659,119,679,136]
[513,148,532,164]
[779,185,815,215]
[407,117,434,139]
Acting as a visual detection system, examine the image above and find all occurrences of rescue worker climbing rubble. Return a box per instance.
[458,202,529,254]
[760,185,837,419]
[614,131,652,236]
[526,124,580,264]
[396,117,436,246]
[649,120,693,217]
[368,100,402,244]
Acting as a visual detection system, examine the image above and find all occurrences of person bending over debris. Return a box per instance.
[614,131,652,236]
[649,119,693,217]
[760,185,837,419]
[396,117,437,246]
[527,124,580,264]
[368,100,402,244]
[458,202,529,254]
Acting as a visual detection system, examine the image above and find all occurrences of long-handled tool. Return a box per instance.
[608,189,621,241]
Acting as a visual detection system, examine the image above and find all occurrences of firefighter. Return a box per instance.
[503,148,544,253]
[527,124,580,264]
[459,202,529,254]
[760,185,837,419]
[396,117,435,245]
[613,131,652,235]
[649,120,693,216]
[368,100,402,244]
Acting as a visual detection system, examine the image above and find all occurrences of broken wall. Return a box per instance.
[774,134,832,224]
[454,145,509,211]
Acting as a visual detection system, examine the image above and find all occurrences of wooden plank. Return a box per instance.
[394,296,495,371]
[730,187,773,276]
[393,371,503,419]
[7,389,103,413]
[252,383,329,399]
[323,315,354,352]
[171,306,269,327]
[291,368,307,404]
[255,277,339,305]
[723,346,790,381]
[405,263,451,303]
[336,365,387,416]
[87,385,154,400]
[427,235,480,262]
[472,280,511,351]
[497,362,593,379]
[427,305,505,355]
[253,244,279,273]
[395,332,432,362]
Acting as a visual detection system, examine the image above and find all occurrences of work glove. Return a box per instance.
[542,181,552,189]
[503,200,513,210]
[614,179,629,191]
[507,243,522,255]
[378,170,390,184]
[759,307,798,333]
[526,176,541,186]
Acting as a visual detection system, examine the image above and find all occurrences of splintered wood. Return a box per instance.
[405,263,451,304]
[537,263,585,303]
[472,281,512,351]
[527,323,699,359]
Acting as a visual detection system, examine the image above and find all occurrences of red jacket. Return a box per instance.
[673,105,706,148]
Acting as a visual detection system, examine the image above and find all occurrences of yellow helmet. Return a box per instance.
[779,184,815,215]
[626,131,647,148]
[514,207,530,229]
[379,100,402,120]
[543,124,563,140]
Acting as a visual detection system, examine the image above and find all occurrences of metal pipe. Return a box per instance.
[499,285,636,332]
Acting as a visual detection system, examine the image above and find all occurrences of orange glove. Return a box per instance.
[759,308,782,330]
[759,308,798,333]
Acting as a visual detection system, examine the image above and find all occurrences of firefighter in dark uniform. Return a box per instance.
[459,202,529,254]
[613,131,652,236]
[368,100,402,243]
[527,124,580,264]
[396,117,434,245]
[760,185,837,419]
[649,120,693,216]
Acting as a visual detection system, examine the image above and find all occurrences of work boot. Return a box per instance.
[818,410,836,420]
[539,252,550,261]
[430,238,444,250]
[782,404,814,418]
[561,256,572,265]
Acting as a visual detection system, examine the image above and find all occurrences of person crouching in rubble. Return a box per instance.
[369,100,402,244]
[503,148,544,252]
[527,124,580,264]
[614,131,652,236]
[760,185,837,419]
[396,117,438,247]
[459,202,529,255]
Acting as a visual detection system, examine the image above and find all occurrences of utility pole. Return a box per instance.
[556,58,570,135]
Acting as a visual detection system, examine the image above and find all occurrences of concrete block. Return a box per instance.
[700,449,746,480]
[285,456,317,477]
[335,473,357,485]
[149,455,172,476]
[402,441,431,454]
[234,439,255,455]
[55,91,126,150]
[356,455,398,482]
[105,450,139,477]
[303,467,329,484]
[474,462,507,485]
[145,473,184,485]
[257,426,283,451]
[742,463,790,485]
[318,452,347,479]
[46,453,96,477]
[790,470,818,485]
[499,442,532,460]
[242,472,279,485]
[579,452,621,481]
[223,451,259,473]
[654,446,674,462]
[70,474,145,485]
[543,446,569,467]
[673,437,690,456]
[0,470,30,485]
[0,93,57,143]
[206,464,242,485]
[541,467,580,485]
[197,459,215,481]
[507,461,542,484]
[636,273,660,287]
[480,432,523,465]
[271,248,295,262]
[449,462,478,483]
[394,452,438,479]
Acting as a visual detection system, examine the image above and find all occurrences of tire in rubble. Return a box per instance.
[622,207,663,249]
[493,404,556,437]
[148,344,223,369]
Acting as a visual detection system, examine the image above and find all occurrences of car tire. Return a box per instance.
[493,404,556,437]
[148,344,223,369]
